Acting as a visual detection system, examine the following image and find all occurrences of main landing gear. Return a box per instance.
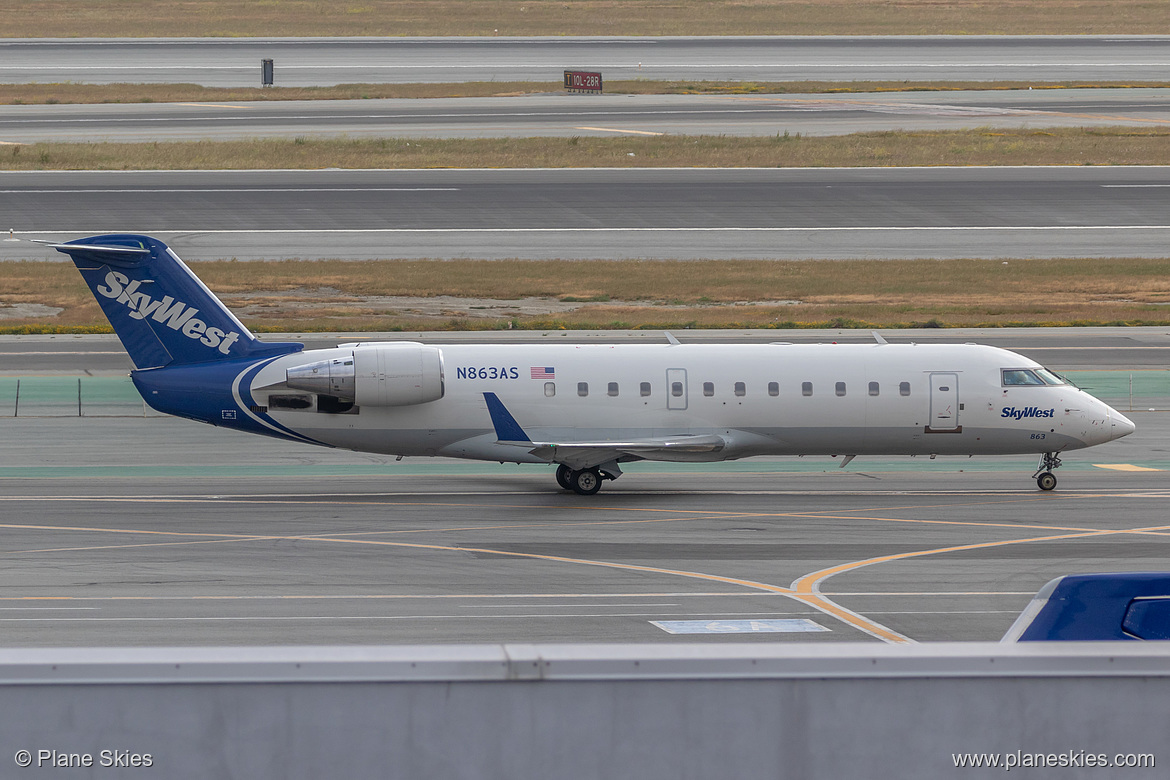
[1033,452,1062,491]
[555,464,608,496]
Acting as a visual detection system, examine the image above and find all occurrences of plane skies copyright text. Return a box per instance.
[14,749,153,769]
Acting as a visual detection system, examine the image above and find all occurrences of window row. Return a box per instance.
[543,381,914,398]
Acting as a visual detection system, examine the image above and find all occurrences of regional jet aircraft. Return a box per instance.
[46,235,1135,495]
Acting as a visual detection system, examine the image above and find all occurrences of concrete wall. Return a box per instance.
[0,643,1165,779]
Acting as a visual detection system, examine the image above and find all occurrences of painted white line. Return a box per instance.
[0,188,459,193]
[7,63,1170,70]
[12,226,1170,235]
[472,603,681,608]
[824,591,1035,596]
[653,618,829,634]
[0,611,824,622]
[174,103,249,109]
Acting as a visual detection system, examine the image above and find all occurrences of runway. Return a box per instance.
[0,413,1165,647]
[5,36,1170,86]
[6,167,1170,261]
[7,89,1170,143]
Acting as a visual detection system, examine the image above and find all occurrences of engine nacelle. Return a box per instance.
[285,344,444,407]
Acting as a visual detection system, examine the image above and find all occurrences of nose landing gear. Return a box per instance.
[1033,452,1062,491]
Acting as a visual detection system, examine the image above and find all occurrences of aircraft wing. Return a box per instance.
[483,392,725,469]
[525,435,725,469]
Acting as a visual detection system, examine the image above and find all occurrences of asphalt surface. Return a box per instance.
[0,411,1164,648]
[6,89,1170,143]
[5,36,1170,86]
[5,167,1170,261]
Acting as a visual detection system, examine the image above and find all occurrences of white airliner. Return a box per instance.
[47,234,1135,495]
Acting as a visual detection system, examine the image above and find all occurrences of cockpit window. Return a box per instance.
[1034,368,1068,386]
[1002,368,1067,386]
[1002,369,1044,386]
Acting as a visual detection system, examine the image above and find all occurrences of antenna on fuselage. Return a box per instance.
[664,332,681,346]
[871,331,888,345]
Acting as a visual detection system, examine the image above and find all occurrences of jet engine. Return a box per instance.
[285,343,444,407]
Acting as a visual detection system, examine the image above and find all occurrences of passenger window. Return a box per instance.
[640,382,651,397]
[578,382,588,397]
[868,381,879,396]
[671,381,683,397]
[544,382,556,397]
[836,382,846,397]
[768,382,779,396]
[802,381,813,397]
[608,382,619,397]
[899,381,911,396]
[734,381,746,397]
[703,382,714,397]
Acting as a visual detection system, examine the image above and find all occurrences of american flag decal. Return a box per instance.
[530,366,555,380]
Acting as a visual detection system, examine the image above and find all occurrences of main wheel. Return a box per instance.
[555,464,573,490]
[1037,472,1057,491]
[570,468,603,496]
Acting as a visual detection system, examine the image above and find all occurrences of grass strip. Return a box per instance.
[6,81,1170,106]
[5,128,1170,170]
[4,1,1170,37]
[5,257,1170,333]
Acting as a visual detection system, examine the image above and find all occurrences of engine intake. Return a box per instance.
[285,344,444,407]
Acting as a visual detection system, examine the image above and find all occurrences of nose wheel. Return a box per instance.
[1032,452,1062,491]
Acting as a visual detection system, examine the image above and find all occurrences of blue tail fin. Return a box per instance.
[52,234,302,369]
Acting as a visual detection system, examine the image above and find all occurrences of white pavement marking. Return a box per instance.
[12,226,1170,234]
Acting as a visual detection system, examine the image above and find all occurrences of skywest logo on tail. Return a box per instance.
[96,270,241,355]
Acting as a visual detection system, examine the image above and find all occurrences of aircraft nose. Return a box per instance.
[1110,409,1136,441]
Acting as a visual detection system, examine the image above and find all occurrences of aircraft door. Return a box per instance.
[928,372,960,432]
[666,368,688,410]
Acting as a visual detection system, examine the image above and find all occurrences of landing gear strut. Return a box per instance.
[1032,452,1062,491]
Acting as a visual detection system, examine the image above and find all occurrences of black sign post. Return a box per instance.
[261,59,274,87]
[564,71,602,94]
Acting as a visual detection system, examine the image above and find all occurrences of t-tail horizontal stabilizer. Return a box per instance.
[48,234,303,370]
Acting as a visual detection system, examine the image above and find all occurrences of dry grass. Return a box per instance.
[6,256,1170,333]
[2,1,1170,37]
[6,128,1170,170]
[6,80,1167,106]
